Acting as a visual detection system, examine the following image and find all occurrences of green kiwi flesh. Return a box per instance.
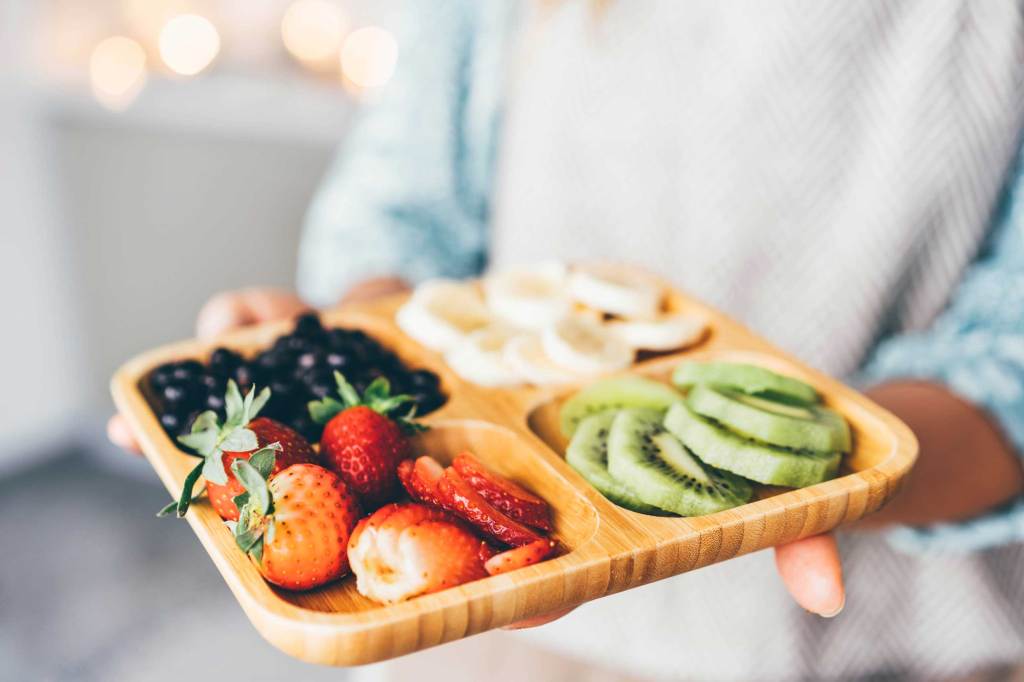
[671,361,818,405]
[664,402,840,488]
[559,376,683,437]
[687,385,851,453]
[607,408,753,516]
[565,411,668,515]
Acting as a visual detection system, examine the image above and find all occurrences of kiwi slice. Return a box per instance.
[671,361,818,405]
[664,402,840,488]
[607,409,752,516]
[566,411,668,515]
[687,385,851,453]
[559,376,683,437]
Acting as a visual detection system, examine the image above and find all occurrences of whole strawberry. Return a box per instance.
[164,380,317,520]
[308,372,424,509]
[231,457,361,590]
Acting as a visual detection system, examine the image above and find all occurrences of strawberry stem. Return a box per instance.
[306,371,420,426]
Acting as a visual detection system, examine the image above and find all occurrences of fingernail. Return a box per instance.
[818,594,845,618]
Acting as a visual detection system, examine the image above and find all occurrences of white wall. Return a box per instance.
[0,0,85,470]
[0,0,354,471]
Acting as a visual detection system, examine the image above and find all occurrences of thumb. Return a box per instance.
[773,534,845,617]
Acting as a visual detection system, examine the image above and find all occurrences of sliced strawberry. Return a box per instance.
[484,538,557,576]
[397,456,445,507]
[452,452,553,531]
[348,502,490,604]
[435,467,542,547]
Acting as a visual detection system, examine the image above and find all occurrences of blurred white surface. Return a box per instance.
[0,0,364,471]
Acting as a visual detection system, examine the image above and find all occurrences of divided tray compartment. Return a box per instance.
[111,280,917,666]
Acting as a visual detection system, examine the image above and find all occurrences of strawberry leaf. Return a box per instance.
[224,380,245,427]
[248,386,271,421]
[248,537,264,564]
[169,460,206,517]
[235,525,263,554]
[308,396,345,425]
[232,458,271,515]
[221,427,258,453]
[334,371,361,407]
[363,376,390,403]
[202,452,228,485]
[191,410,219,433]
[248,443,280,479]
[177,428,217,456]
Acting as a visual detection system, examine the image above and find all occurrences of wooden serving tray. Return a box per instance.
[111,282,917,667]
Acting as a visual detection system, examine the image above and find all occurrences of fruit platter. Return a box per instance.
[111,264,917,666]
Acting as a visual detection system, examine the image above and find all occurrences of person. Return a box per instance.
[110,1,1024,679]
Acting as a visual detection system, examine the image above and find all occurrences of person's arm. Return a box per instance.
[296,0,493,308]
[858,155,1024,551]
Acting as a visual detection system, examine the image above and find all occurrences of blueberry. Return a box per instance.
[233,364,254,388]
[294,311,323,338]
[159,412,180,432]
[296,350,323,370]
[325,352,350,369]
[205,392,225,412]
[308,380,333,399]
[209,347,241,374]
[409,370,440,389]
[326,328,354,349]
[282,335,311,353]
[288,414,319,441]
[172,360,203,382]
[162,384,191,405]
[150,365,175,388]
[198,373,218,391]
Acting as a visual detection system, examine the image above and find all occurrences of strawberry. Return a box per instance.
[348,502,490,604]
[397,456,445,507]
[484,538,557,576]
[231,458,361,591]
[162,380,317,519]
[452,452,553,531]
[309,372,424,508]
[435,467,543,547]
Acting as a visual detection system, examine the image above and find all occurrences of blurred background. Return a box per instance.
[1,0,398,678]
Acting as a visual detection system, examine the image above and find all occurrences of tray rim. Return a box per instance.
[110,282,918,665]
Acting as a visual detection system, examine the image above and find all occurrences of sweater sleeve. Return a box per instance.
[296,0,490,306]
[860,151,1024,553]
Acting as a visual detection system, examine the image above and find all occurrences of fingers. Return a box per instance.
[107,414,142,455]
[196,291,255,340]
[196,288,309,340]
[502,606,576,630]
[773,534,845,617]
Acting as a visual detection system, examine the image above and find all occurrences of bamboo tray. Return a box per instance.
[110,281,918,666]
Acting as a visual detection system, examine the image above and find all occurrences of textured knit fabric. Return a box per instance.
[299,1,1024,679]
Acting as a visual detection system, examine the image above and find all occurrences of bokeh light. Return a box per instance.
[89,35,147,110]
[340,26,398,90]
[158,14,221,76]
[281,0,347,67]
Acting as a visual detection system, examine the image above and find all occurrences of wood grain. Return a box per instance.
[110,280,917,666]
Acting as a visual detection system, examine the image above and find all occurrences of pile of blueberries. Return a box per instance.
[147,312,445,443]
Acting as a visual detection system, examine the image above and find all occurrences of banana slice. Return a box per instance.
[395,280,492,352]
[444,326,522,387]
[607,313,708,351]
[484,262,572,330]
[542,316,634,375]
[568,264,663,318]
[503,334,588,386]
